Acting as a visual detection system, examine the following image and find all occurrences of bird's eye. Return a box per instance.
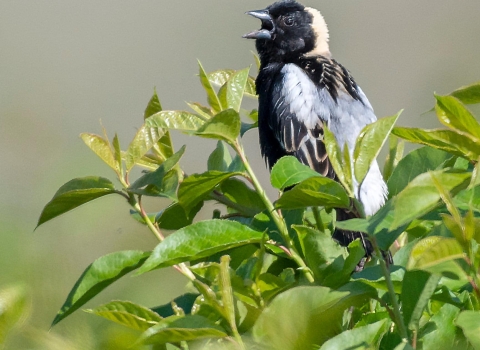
[284,16,294,26]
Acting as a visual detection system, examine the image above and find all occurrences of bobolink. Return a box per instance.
[244,0,389,262]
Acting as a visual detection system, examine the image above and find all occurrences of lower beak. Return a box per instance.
[243,9,274,40]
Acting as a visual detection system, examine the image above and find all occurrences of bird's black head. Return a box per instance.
[243,0,330,64]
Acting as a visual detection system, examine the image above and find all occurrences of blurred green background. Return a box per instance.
[1,0,480,348]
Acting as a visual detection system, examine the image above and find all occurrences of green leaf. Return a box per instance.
[455,311,480,349]
[324,127,354,197]
[144,88,163,119]
[252,284,376,349]
[383,135,404,181]
[112,134,122,175]
[270,156,320,190]
[187,102,213,119]
[217,68,250,112]
[422,304,460,350]
[208,141,232,172]
[0,285,29,344]
[86,300,162,331]
[195,109,241,145]
[37,177,116,228]
[137,220,264,274]
[207,69,256,98]
[354,112,400,184]
[52,250,150,326]
[319,319,389,350]
[145,110,206,131]
[125,126,164,171]
[130,146,185,190]
[220,178,266,214]
[137,315,227,345]
[435,94,480,140]
[392,127,480,161]
[275,177,350,210]
[151,293,200,318]
[450,81,480,105]
[401,270,440,331]
[294,225,347,284]
[407,236,465,271]
[178,171,241,214]
[387,146,451,197]
[391,170,471,229]
[352,265,405,293]
[81,133,119,173]
[156,202,203,230]
[198,61,222,112]
[206,69,234,87]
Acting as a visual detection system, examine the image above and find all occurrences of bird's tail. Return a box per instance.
[333,208,393,265]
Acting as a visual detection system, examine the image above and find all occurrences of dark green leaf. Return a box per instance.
[130,146,185,189]
[294,225,347,284]
[220,178,266,214]
[86,300,162,331]
[450,81,480,105]
[392,127,480,161]
[252,284,376,349]
[198,61,222,112]
[270,156,320,190]
[137,315,227,345]
[52,250,149,326]
[156,202,203,231]
[354,112,400,184]
[352,265,405,293]
[387,146,451,197]
[151,293,200,318]
[275,177,350,210]
[319,319,389,350]
[401,270,440,331]
[37,177,116,228]
[137,220,264,274]
[144,88,162,119]
[383,135,404,181]
[195,109,241,145]
[208,141,232,172]
[435,94,480,140]
[178,171,241,214]
[217,68,250,112]
[455,311,480,349]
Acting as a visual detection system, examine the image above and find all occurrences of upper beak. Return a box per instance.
[243,9,274,40]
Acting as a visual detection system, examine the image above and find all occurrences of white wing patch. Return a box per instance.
[280,63,387,216]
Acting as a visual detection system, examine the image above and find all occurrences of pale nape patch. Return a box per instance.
[304,7,331,57]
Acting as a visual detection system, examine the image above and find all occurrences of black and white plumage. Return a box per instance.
[244,0,388,259]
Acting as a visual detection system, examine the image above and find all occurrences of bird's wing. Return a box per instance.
[266,58,376,178]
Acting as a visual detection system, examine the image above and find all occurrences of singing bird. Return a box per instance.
[243,0,389,261]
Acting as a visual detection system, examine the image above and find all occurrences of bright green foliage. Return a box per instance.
[36,62,480,350]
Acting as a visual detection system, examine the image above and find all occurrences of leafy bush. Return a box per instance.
[31,59,480,349]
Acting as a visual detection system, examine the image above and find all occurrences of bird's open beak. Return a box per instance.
[243,10,274,40]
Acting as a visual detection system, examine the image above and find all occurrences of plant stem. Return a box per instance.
[130,194,196,281]
[370,235,409,342]
[234,142,314,283]
[312,206,324,232]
